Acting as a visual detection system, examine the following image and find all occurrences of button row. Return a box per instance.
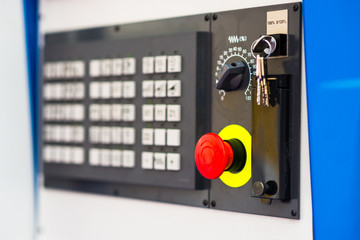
[142,80,181,98]
[43,83,84,100]
[142,55,181,74]
[142,104,181,122]
[90,126,135,145]
[90,58,136,77]
[43,104,84,121]
[43,145,84,164]
[142,128,181,146]
[89,148,135,168]
[90,81,135,99]
[44,125,84,143]
[44,61,85,79]
[89,104,135,122]
[141,152,180,171]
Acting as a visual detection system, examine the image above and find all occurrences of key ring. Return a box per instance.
[251,35,276,59]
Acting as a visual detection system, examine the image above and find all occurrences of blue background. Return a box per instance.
[304,0,360,239]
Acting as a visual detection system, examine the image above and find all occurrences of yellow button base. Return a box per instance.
[218,124,252,188]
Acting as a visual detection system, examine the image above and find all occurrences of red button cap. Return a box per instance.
[194,133,234,179]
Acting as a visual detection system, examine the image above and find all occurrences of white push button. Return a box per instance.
[112,127,122,144]
[154,104,166,121]
[73,105,84,121]
[122,104,136,121]
[167,153,181,171]
[112,81,123,98]
[101,149,111,166]
[90,82,100,99]
[44,63,51,79]
[73,147,84,164]
[154,80,167,98]
[54,83,62,99]
[55,62,65,78]
[142,128,154,145]
[101,82,111,99]
[101,104,111,121]
[64,105,72,121]
[58,146,66,163]
[154,152,166,170]
[167,80,181,97]
[111,104,122,121]
[101,127,111,144]
[142,80,154,98]
[74,83,84,99]
[142,56,154,74]
[44,84,51,100]
[112,58,123,76]
[141,152,153,169]
[90,148,100,166]
[57,105,66,121]
[122,150,135,168]
[154,128,166,146]
[51,146,60,162]
[123,81,136,98]
[155,56,167,73]
[142,104,154,122]
[74,61,85,78]
[167,104,181,122]
[64,126,73,142]
[166,129,181,146]
[111,150,122,167]
[73,126,84,142]
[43,125,51,141]
[43,146,52,162]
[122,127,135,145]
[167,55,182,73]
[63,147,72,164]
[89,104,101,121]
[101,59,112,76]
[123,58,136,75]
[90,126,100,143]
[90,60,100,77]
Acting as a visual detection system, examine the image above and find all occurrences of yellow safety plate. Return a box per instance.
[218,124,252,188]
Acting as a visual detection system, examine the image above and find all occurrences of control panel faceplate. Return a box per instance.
[41,3,302,218]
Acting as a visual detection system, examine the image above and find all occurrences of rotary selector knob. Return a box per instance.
[214,61,249,91]
[194,133,247,179]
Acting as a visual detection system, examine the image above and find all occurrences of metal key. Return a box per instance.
[256,55,261,105]
[260,57,269,107]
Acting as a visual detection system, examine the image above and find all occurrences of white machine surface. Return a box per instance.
[0,0,34,239]
[38,0,312,239]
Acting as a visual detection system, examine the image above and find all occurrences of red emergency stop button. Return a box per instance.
[194,133,234,179]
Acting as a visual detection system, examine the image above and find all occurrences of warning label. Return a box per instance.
[267,9,288,34]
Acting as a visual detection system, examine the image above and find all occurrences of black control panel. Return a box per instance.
[41,3,302,219]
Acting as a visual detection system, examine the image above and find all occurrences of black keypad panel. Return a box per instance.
[42,30,211,190]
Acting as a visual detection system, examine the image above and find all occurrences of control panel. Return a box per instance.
[41,3,302,218]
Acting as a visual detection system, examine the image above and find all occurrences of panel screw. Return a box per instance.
[211,200,216,207]
[114,25,120,32]
[291,209,297,216]
[204,15,210,21]
[113,189,119,196]
[212,14,218,21]
[202,199,208,206]
[293,4,299,12]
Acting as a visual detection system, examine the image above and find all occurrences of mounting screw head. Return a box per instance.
[293,4,299,12]
[291,209,297,216]
[204,15,210,21]
[210,200,216,207]
[212,14,218,21]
